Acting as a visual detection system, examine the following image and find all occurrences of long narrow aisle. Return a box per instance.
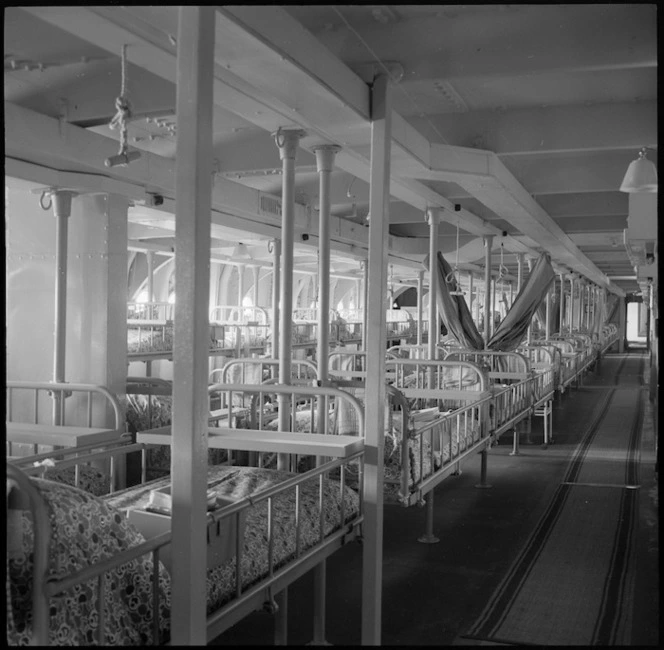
[213,351,658,646]
[463,352,651,645]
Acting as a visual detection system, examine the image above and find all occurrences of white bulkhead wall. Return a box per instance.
[6,180,128,426]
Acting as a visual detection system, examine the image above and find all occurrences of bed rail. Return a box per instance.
[209,305,270,325]
[6,381,124,451]
[7,451,364,645]
[127,301,174,324]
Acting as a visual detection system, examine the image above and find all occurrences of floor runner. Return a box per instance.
[463,357,644,646]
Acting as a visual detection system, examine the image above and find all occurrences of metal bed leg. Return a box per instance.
[509,427,520,456]
[417,491,439,543]
[274,588,288,645]
[308,562,331,645]
[475,447,492,488]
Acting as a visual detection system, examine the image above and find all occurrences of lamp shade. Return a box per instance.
[619,149,658,193]
[232,243,252,259]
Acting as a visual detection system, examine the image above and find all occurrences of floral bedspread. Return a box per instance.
[7,479,171,646]
[8,465,360,645]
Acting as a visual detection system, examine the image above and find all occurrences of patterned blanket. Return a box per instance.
[7,465,359,645]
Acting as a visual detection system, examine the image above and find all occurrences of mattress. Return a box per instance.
[127,325,173,354]
[106,464,360,615]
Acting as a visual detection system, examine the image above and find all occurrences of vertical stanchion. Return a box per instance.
[362,71,393,646]
[170,6,214,644]
[483,236,494,346]
[274,128,306,471]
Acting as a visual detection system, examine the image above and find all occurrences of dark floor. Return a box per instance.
[212,349,659,646]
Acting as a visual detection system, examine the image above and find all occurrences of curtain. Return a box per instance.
[423,252,484,350]
[486,253,556,351]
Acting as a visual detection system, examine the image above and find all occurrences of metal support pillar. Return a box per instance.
[271,239,281,362]
[274,128,306,472]
[417,270,424,345]
[253,265,260,308]
[419,210,441,544]
[170,7,214,643]
[545,289,551,340]
[309,144,340,646]
[569,275,576,334]
[362,72,392,646]
[468,272,474,330]
[49,190,76,425]
[483,236,494,345]
[427,209,442,360]
[361,260,369,351]
[558,273,565,335]
[618,295,626,353]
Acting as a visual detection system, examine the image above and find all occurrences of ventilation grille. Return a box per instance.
[260,193,282,217]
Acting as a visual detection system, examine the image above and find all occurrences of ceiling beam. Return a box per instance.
[406,101,657,155]
[536,192,628,218]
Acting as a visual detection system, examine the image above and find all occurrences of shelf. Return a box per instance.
[137,427,364,458]
[6,422,122,447]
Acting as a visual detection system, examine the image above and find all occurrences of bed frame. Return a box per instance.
[6,380,124,453]
[127,300,231,362]
[6,382,366,646]
[209,305,271,357]
[442,350,542,453]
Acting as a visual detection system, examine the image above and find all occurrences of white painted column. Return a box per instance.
[274,128,306,469]
[170,6,214,643]
[362,72,392,646]
[427,208,442,357]
[237,264,245,306]
[526,257,534,344]
[569,275,576,334]
[49,190,76,424]
[252,265,260,307]
[545,288,551,340]
[468,272,474,330]
[146,251,155,302]
[483,236,494,345]
[558,272,565,335]
[417,270,424,345]
[270,239,281,360]
[311,143,341,646]
[361,259,369,351]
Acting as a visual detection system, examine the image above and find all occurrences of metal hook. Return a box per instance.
[39,190,52,211]
[273,126,286,148]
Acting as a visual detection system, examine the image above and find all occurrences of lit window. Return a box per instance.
[135,290,149,303]
[168,292,176,304]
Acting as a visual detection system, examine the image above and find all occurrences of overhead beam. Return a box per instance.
[406,101,657,155]
[536,192,628,218]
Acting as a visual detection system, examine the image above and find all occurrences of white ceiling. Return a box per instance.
[4,5,658,294]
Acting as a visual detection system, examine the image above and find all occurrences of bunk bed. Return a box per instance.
[6,383,366,646]
[127,300,229,362]
[209,305,271,358]
[385,309,416,344]
[442,350,544,452]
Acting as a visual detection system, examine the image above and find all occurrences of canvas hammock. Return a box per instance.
[423,251,556,352]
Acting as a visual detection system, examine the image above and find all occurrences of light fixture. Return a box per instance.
[232,243,252,260]
[619,148,658,193]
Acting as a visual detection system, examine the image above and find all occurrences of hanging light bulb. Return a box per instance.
[619,148,658,193]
